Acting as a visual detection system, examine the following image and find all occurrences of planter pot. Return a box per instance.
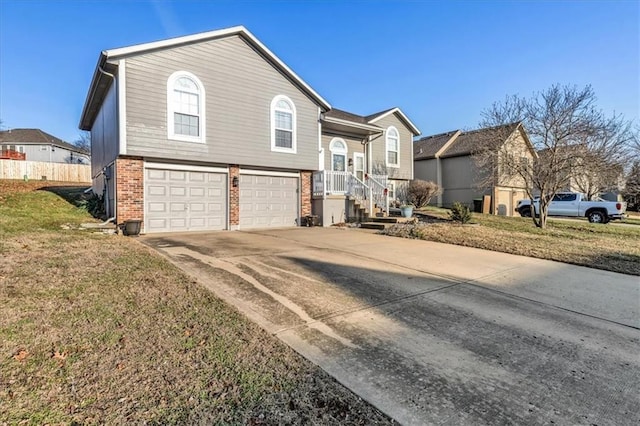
[400,206,414,218]
[123,219,142,236]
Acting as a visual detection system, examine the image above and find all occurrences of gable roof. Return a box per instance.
[80,25,331,130]
[0,129,89,155]
[323,107,421,136]
[414,122,528,160]
[414,130,460,160]
[366,107,421,135]
[442,122,521,158]
[324,108,371,125]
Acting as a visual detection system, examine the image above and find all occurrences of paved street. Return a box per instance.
[142,228,639,425]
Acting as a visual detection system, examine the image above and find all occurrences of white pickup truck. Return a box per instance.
[516,192,626,223]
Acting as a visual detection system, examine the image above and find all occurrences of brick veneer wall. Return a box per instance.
[116,157,144,225]
[229,165,239,226]
[300,171,312,217]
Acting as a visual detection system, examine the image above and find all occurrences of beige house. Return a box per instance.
[413,122,535,216]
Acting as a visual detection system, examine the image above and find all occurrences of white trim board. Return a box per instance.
[144,162,229,174]
[103,26,331,110]
[118,59,127,155]
[368,107,421,135]
[239,169,300,178]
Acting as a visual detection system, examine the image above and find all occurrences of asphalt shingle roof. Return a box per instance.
[324,108,370,124]
[414,130,459,160]
[441,122,520,158]
[0,129,89,155]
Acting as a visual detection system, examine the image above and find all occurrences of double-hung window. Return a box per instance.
[329,138,348,172]
[167,71,205,143]
[386,126,400,167]
[271,95,296,153]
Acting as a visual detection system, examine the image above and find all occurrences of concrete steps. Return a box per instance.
[359,216,414,230]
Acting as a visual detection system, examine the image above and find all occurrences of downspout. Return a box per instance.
[97,64,117,224]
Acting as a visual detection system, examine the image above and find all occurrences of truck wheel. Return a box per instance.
[587,210,606,224]
[520,207,532,217]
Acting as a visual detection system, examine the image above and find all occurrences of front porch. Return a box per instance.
[311,170,390,226]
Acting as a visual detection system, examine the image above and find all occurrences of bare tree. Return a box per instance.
[74,131,91,152]
[475,84,636,228]
[570,114,635,199]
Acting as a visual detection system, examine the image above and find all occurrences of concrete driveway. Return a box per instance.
[141,228,639,425]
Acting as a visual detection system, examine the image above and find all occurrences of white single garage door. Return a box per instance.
[239,174,298,228]
[145,167,227,233]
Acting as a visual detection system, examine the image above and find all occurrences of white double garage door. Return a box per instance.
[144,164,299,233]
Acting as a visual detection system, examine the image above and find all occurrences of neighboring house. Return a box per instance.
[414,122,535,216]
[538,146,625,202]
[79,26,419,233]
[0,129,90,164]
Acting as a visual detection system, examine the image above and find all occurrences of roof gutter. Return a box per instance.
[79,53,110,130]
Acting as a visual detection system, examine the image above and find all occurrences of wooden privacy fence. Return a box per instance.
[0,160,91,182]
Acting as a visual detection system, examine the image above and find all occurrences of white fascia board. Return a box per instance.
[144,162,229,174]
[104,26,247,58]
[118,59,127,155]
[434,130,461,158]
[239,169,300,177]
[104,26,331,111]
[368,107,421,135]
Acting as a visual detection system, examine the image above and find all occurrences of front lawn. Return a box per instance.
[382,206,640,276]
[0,181,391,424]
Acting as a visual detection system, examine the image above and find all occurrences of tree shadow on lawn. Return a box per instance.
[41,185,91,206]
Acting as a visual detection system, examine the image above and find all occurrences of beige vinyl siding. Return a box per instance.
[441,155,485,207]
[498,129,533,188]
[321,134,365,170]
[414,158,438,183]
[369,113,413,180]
[90,83,119,195]
[123,35,319,170]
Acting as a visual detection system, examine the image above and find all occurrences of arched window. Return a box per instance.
[329,138,347,172]
[386,126,399,167]
[271,95,296,153]
[167,71,205,142]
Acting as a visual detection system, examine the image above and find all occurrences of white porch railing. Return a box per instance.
[367,174,389,215]
[312,170,389,216]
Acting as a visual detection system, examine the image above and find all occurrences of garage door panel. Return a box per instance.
[208,202,223,213]
[208,188,223,197]
[145,168,227,233]
[147,169,166,181]
[148,218,167,231]
[169,218,187,228]
[239,174,298,229]
[189,187,206,197]
[148,202,167,213]
[169,171,187,181]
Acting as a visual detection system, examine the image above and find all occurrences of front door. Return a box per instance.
[354,153,364,182]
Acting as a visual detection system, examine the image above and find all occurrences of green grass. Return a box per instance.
[0,185,93,237]
[0,181,391,424]
[383,206,640,275]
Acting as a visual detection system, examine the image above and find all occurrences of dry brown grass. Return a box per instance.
[383,210,640,276]
[0,181,393,424]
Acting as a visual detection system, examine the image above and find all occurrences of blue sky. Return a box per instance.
[0,0,638,144]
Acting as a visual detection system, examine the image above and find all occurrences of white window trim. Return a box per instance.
[167,70,206,143]
[386,126,400,168]
[387,181,396,201]
[270,95,297,153]
[353,152,365,181]
[329,138,348,172]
